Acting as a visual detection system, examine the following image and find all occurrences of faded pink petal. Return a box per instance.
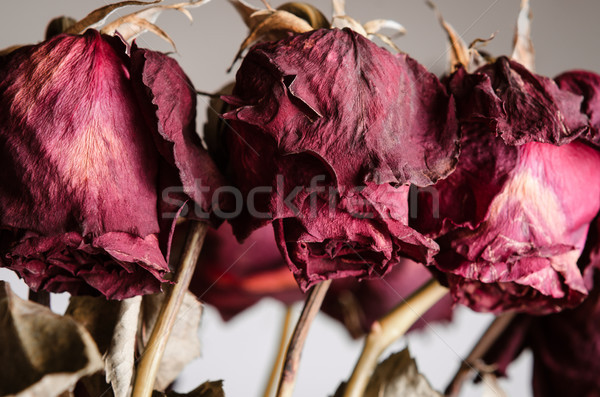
[0,30,221,299]
[275,183,437,292]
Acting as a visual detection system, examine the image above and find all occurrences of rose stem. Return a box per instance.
[263,306,294,397]
[343,278,448,397]
[275,280,332,397]
[132,220,208,397]
[28,289,50,307]
[445,312,516,397]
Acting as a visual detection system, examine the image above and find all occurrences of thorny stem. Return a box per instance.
[445,312,517,397]
[343,278,448,397]
[263,306,294,397]
[275,280,332,397]
[132,220,208,397]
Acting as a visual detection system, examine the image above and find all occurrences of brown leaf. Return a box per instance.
[427,0,470,73]
[364,348,441,397]
[511,0,535,71]
[228,0,261,29]
[66,296,141,397]
[45,16,77,39]
[0,44,23,56]
[64,1,161,35]
[140,291,203,391]
[0,282,103,397]
[151,380,225,397]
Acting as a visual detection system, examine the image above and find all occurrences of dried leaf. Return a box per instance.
[331,0,345,17]
[45,16,77,39]
[151,380,225,396]
[511,0,535,71]
[66,296,141,397]
[107,16,177,49]
[64,0,161,35]
[140,291,203,391]
[105,297,142,397]
[0,282,103,397]
[481,374,508,397]
[364,348,442,397]
[0,44,23,56]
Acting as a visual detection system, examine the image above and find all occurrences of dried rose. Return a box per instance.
[413,57,600,314]
[321,258,454,338]
[189,223,302,320]
[555,70,600,144]
[0,30,221,299]
[221,28,458,290]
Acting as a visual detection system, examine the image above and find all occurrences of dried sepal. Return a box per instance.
[151,380,225,397]
[331,0,405,49]
[0,282,103,397]
[100,0,209,46]
[64,0,161,34]
[511,0,535,71]
[427,0,486,73]
[229,8,313,71]
[277,2,330,29]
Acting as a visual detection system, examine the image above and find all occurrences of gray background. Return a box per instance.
[2,0,600,396]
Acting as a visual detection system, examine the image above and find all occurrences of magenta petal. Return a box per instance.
[274,183,438,292]
[2,231,168,300]
[224,28,459,189]
[424,140,600,314]
[131,47,225,216]
[555,70,600,145]
[0,30,159,238]
[448,57,588,145]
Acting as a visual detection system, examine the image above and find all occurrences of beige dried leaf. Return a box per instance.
[64,0,161,35]
[0,282,103,397]
[331,15,367,36]
[66,296,141,397]
[331,0,345,17]
[481,374,508,397]
[365,348,442,397]
[108,16,177,49]
[427,0,470,73]
[140,291,203,391]
[105,297,142,397]
[511,0,535,71]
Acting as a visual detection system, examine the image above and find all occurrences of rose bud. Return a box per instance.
[321,258,454,338]
[189,223,303,320]
[0,30,222,299]
[413,57,600,314]
[221,28,459,290]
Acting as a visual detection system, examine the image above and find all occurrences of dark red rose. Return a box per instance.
[413,57,600,314]
[190,223,302,320]
[321,258,454,338]
[221,28,459,290]
[555,70,600,144]
[0,30,222,299]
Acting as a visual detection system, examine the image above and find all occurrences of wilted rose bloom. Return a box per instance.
[221,28,459,290]
[0,30,222,299]
[413,57,600,313]
[189,223,302,320]
[321,258,454,338]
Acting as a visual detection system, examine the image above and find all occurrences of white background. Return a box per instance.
[2,0,600,396]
